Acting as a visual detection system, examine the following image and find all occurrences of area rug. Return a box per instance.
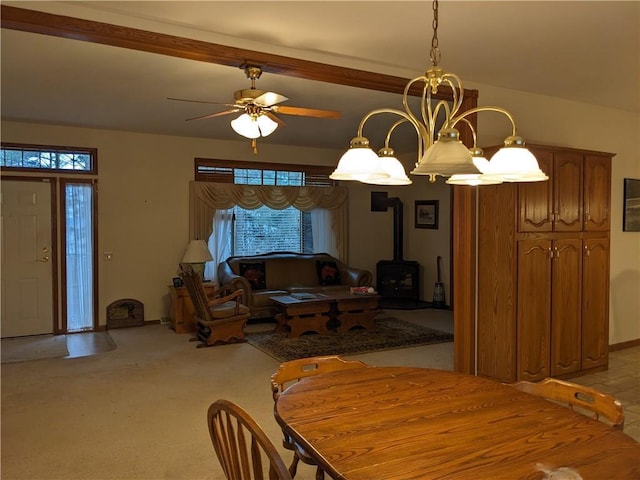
[246,316,453,362]
[1,335,69,364]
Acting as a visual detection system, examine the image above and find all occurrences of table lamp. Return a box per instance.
[182,240,213,280]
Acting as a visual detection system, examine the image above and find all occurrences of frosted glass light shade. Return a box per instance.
[331,138,389,182]
[256,114,278,137]
[231,114,261,139]
[362,149,412,185]
[482,146,548,182]
[446,152,502,185]
[411,139,480,177]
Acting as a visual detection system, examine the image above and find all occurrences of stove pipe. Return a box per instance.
[371,192,403,261]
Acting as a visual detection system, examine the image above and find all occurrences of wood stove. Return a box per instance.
[371,193,421,304]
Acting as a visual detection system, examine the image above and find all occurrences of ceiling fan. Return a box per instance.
[168,65,341,153]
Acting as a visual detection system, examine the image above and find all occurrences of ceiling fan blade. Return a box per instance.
[167,97,227,105]
[186,109,240,121]
[265,111,286,127]
[273,105,341,119]
[254,91,288,107]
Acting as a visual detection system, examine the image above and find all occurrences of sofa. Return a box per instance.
[217,252,373,319]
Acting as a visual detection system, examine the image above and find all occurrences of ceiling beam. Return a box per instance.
[0,5,474,101]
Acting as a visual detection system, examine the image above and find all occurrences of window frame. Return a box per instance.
[194,158,335,186]
[1,142,98,174]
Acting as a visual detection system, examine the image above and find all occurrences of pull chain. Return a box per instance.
[429,0,441,66]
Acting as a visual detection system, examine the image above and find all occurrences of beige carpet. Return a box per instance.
[1,335,69,363]
[1,310,456,480]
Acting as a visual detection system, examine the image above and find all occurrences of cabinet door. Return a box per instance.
[553,152,583,231]
[550,239,582,376]
[582,237,610,369]
[517,239,551,381]
[584,155,611,231]
[519,150,553,232]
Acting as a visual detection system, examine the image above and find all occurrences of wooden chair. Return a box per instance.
[512,377,625,430]
[179,264,250,347]
[271,356,370,479]
[207,399,293,480]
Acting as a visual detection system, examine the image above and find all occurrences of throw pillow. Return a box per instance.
[239,262,267,290]
[316,260,342,286]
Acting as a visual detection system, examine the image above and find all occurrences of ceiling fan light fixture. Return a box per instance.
[231,113,261,139]
[330,137,389,182]
[256,114,278,137]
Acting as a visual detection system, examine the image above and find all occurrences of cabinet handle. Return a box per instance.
[554,247,560,259]
[584,245,590,257]
[549,247,554,259]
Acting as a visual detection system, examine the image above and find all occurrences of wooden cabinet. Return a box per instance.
[168,283,217,333]
[477,144,613,383]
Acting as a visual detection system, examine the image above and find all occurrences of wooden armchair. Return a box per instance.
[270,356,370,479]
[179,264,250,347]
[208,399,292,480]
[512,378,625,430]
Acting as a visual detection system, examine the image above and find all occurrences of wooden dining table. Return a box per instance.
[273,366,640,479]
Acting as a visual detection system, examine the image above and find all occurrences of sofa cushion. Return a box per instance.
[239,262,266,290]
[316,260,342,286]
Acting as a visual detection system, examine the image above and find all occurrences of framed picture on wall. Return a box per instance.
[623,178,640,232]
[415,200,439,229]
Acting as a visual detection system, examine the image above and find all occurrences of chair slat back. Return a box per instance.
[180,263,214,323]
[513,378,625,429]
[208,399,292,480]
[271,355,369,400]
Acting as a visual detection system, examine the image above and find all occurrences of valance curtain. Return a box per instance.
[189,181,349,261]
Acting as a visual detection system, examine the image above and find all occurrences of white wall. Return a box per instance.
[3,82,639,346]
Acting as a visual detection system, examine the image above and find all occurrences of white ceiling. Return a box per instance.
[1,1,638,152]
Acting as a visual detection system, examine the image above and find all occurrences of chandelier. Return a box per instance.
[330,0,548,186]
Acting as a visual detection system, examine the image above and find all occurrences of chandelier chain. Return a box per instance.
[430,0,441,66]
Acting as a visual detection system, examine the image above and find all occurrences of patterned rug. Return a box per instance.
[246,316,453,361]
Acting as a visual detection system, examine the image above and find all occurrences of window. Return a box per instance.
[1,143,97,173]
[195,159,335,278]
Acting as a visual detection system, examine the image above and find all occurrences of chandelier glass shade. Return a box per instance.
[231,112,278,139]
[331,0,548,187]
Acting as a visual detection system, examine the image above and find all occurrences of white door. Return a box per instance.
[1,180,54,337]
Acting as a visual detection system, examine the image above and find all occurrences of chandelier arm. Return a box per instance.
[402,76,431,140]
[448,106,518,137]
[357,108,428,159]
[456,117,479,147]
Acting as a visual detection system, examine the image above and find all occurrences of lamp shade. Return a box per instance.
[256,114,278,137]
[182,240,213,263]
[330,137,389,182]
[411,129,481,178]
[361,147,412,185]
[482,143,548,183]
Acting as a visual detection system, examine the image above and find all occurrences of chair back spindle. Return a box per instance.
[208,399,292,480]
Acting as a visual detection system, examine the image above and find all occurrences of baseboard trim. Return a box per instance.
[609,338,640,351]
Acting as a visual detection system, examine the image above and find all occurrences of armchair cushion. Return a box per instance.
[210,301,251,319]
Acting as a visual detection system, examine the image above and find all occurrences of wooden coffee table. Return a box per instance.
[270,292,380,338]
